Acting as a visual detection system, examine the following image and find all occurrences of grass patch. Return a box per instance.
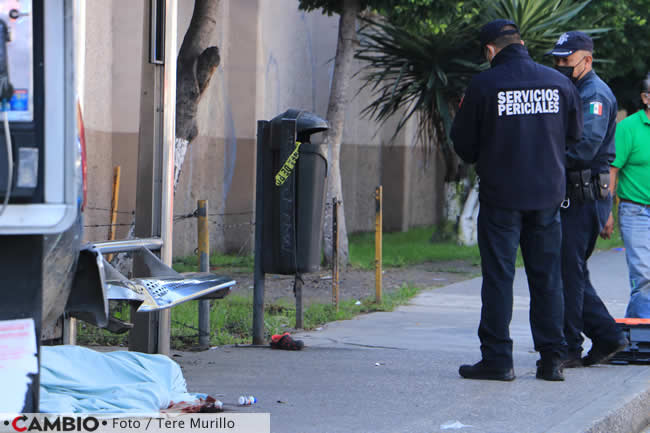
[173,253,254,273]
[77,284,423,349]
[349,225,481,270]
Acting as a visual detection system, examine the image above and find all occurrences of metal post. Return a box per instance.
[295,275,304,329]
[332,198,339,311]
[375,186,383,304]
[62,316,77,345]
[197,200,210,348]
[130,0,176,356]
[131,0,163,355]
[106,165,121,262]
[252,121,266,345]
[157,0,178,357]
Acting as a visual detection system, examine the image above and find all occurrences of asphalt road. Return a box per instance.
[178,249,650,433]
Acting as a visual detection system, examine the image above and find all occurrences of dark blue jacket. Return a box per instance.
[568,70,617,174]
[451,44,583,210]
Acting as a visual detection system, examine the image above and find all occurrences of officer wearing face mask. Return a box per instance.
[546,31,628,368]
[451,20,583,382]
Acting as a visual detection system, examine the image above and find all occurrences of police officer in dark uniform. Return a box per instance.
[451,20,583,381]
[547,31,628,367]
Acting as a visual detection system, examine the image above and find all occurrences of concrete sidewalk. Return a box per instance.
[179,249,650,433]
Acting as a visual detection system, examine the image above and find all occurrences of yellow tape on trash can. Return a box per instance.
[275,141,301,186]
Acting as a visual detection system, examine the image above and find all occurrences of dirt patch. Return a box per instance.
[223,260,480,306]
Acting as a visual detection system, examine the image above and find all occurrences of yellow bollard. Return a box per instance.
[197,200,209,270]
[106,166,121,262]
[375,186,383,304]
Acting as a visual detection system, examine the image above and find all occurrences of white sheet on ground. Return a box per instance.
[40,345,199,413]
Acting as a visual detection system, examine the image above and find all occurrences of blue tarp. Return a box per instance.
[40,346,198,413]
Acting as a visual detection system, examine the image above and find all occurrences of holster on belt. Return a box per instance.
[567,169,595,202]
[596,172,610,200]
[566,169,610,202]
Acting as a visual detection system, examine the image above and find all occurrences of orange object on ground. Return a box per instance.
[615,318,650,325]
[270,332,304,350]
[611,319,650,364]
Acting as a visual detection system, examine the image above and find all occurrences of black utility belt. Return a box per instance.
[566,169,610,202]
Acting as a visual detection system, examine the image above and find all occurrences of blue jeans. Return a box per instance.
[477,202,567,367]
[619,201,650,318]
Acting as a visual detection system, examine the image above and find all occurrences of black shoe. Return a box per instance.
[583,336,629,366]
[536,356,582,369]
[459,361,515,381]
[561,357,584,369]
[536,358,565,381]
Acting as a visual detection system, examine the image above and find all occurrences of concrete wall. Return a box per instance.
[81,0,145,243]
[82,0,447,258]
[82,0,116,243]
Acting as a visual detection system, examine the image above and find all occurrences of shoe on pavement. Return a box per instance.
[536,356,582,369]
[536,358,565,381]
[459,361,515,381]
[582,336,629,366]
[270,333,304,350]
[561,357,583,368]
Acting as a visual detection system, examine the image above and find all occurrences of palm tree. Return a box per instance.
[356,15,483,181]
[356,0,602,244]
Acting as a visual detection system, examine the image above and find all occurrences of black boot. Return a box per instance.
[536,357,564,381]
[583,335,629,366]
[536,354,582,369]
[459,361,515,381]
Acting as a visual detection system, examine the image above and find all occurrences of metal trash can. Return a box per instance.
[258,109,328,275]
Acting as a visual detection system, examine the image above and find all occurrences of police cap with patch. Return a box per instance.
[546,31,593,57]
[479,19,520,47]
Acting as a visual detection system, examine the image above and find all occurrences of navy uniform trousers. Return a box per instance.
[561,196,620,358]
[478,202,567,368]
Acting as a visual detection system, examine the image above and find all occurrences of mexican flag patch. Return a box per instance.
[589,101,603,116]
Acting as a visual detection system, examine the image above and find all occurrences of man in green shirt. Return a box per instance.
[603,73,650,317]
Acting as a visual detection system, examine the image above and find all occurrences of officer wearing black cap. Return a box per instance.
[451,19,583,381]
[547,31,628,368]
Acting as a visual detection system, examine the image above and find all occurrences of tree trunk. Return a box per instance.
[321,0,361,268]
[111,0,220,273]
[444,178,470,224]
[457,179,479,246]
[175,0,221,190]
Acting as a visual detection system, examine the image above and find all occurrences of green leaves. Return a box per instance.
[355,16,484,150]
[483,0,598,59]
[355,0,609,152]
[297,0,389,16]
[574,0,650,112]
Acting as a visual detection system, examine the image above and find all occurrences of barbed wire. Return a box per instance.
[86,207,135,215]
[85,221,254,230]
[84,212,255,229]
[208,211,253,217]
[173,210,254,221]
[171,319,210,338]
[208,221,254,229]
[84,223,133,228]
[174,210,199,221]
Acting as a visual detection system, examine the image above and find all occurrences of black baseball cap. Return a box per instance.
[479,19,520,47]
[545,31,593,57]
